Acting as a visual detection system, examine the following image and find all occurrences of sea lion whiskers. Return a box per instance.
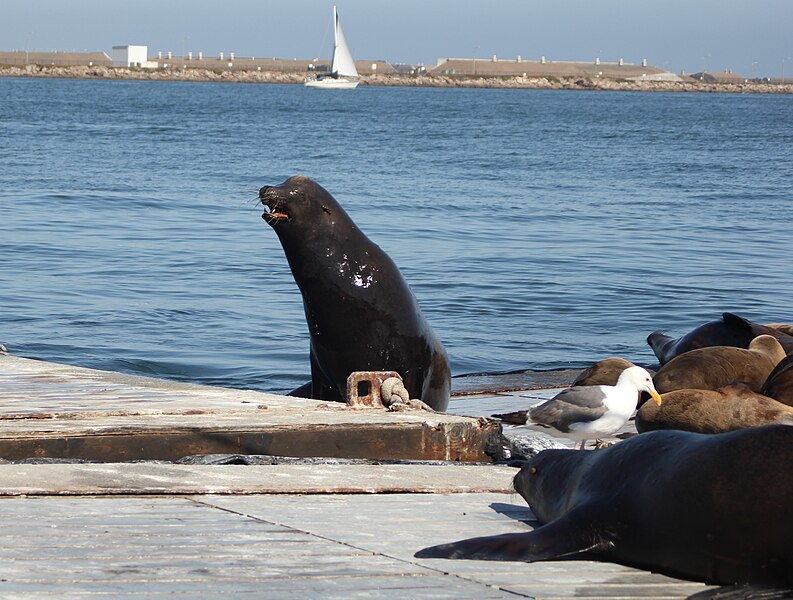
[259,186,291,222]
[235,193,266,208]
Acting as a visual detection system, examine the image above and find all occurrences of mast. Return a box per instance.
[333,6,339,53]
[330,5,358,78]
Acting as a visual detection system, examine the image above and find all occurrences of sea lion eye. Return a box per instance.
[530,466,538,475]
[321,205,331,215]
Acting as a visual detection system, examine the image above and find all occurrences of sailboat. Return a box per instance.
[305,5,359,89]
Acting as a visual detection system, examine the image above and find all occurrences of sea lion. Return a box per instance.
[415,425,793,586]
[572,357,636,387]
[652,335,785,394]
[259,176,451,411]
[636,383,793,433]
[762,354,793,407]
[647,312,793,365]
[766,323,793,336]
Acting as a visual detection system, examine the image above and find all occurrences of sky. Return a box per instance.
[2,0,791,77]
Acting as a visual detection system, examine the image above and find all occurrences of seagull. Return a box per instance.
[494,365,662,450]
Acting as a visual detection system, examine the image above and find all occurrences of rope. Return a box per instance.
[381,377,409,406]
[380,377,434,412]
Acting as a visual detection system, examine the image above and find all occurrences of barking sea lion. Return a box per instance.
[259,176,451,411]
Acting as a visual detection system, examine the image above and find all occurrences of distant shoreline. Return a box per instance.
[3,64,792,94]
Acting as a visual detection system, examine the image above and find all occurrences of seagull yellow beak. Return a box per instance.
[650,390,663,405]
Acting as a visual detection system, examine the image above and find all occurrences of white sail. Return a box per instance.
[304,4,359,88]
[330,6,358,78]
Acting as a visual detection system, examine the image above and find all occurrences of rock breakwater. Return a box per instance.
[2,64,791,94]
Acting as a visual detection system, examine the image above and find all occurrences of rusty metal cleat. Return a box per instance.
[346,371,402,408]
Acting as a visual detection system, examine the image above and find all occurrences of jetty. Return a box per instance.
[0,353,716,598]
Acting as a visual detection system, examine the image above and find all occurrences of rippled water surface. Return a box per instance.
[1,78,791,393]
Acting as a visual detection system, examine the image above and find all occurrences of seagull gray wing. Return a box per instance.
[528,386,609,433]
[550,386,610,409]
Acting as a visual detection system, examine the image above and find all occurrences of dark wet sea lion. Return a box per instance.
[647,312,793,365]
[652,335,785,394]
[259,176,451,411]
[762,354,793,407]
[415,425,793,586]
[636,383,793,433]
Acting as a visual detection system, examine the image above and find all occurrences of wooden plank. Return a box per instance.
[0,420,501,462]
[452,368,579,394]
[0,355,502,462]
[0,463,518,495]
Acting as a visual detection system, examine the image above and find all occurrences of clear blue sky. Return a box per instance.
[2,0,791,77]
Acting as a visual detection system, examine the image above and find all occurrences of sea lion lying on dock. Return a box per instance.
[416,425,793,586]
[647,312,793,365]
[259,176,451,411]
[572,357,650,406]
[636,383,793,433]
[652,335,786,394]
[572,357,636,387]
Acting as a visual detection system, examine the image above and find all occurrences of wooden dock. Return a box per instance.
[0,355,500,463]
[0,354,717,598]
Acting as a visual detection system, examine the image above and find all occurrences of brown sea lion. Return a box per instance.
[765,323,793,336]
[652,335,785,394]
[572,357,652,406]
[636,383,793,433]
[415,425,793,586]
[647,312,793,365]
[259,176,451,410]
[572,357,636,387]
[762,354,793,408]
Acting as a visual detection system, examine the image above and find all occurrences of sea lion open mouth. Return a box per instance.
[259,186,290,223]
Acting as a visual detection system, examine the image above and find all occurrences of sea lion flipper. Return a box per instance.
[647,330,673,363]
[288,382,313,398]
[415,511,606,562]
[722,312,752,331]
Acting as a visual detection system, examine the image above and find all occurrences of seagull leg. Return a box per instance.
[594,439,617,450]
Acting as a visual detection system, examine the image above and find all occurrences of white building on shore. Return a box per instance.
[112,45,157,69]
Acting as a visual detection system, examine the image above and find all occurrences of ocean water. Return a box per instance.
[0,77,791,394]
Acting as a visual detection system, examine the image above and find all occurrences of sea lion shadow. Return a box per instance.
[686,584,793,599]
[488,502,539,527]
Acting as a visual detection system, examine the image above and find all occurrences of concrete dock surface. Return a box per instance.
[0,353,718,598]
[0,493,716,599]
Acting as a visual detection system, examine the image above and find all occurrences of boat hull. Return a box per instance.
[304,76,359,89]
